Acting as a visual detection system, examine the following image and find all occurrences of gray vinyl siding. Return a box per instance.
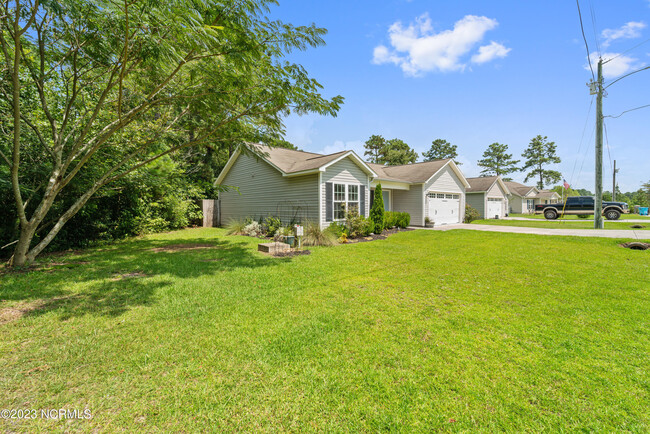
[320,157,370,226]
[219,152,319,225]
[423,166,466,223]
[392,185,424,226]
[465,193,485,218]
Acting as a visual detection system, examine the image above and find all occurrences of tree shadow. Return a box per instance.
[0,232,291,321]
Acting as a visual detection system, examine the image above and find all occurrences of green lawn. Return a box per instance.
[509,213,650,220]
[472,219,650,230]
[1,228,649,431]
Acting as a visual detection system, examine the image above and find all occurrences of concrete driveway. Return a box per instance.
[503,216,650,223]
[415,223,650,240]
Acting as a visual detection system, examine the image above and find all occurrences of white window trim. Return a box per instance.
[332,182,362,221]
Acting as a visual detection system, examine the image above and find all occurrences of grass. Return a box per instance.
[510,212,650,220]
[472,219,650,230]
[1,228,649,431]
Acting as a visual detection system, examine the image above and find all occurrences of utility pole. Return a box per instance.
[612,160,617,201]
[594,58,604,229]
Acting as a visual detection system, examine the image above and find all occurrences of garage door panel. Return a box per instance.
[427,193,460,225]
[486,198,503,219]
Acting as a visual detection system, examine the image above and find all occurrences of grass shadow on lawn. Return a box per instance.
[0,231,289,321]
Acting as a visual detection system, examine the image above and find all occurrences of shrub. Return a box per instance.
[370,185,385,233]
[464,205,480,223]
[263,216,282,237]
[226,218,247,235]
[345,210,370,238]
[425,216,432,226]
[327,222,345,238]
[242,221,263,237]
[337,233,348,244]
[396,212,410,228]
[383,211,398,229]
[303,221,337,246]
[577,214,589,219]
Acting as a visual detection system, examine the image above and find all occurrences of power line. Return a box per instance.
[568,96,595,186]
[604,122,613,174]
[603,37,650,65]
[604,103,650,119]
[576,0,595,80]
[588,1,601,56]
[605,65,650,89]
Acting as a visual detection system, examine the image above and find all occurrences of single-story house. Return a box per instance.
[505,181,561,214]
[465,176,510,219]
[215,144,470,227]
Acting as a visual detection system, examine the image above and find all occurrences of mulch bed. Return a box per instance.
[341,227,414,244]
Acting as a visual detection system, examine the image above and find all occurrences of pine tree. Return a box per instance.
[521,135,562,189]
[477,142,520,178]
[422,139,461,165]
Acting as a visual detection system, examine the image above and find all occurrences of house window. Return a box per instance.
[334,184,346,220]
[347,185,359,214]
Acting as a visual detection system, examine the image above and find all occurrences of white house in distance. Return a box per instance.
[465,176,510,219]
[215,144,470,227]
[505,181,561,214]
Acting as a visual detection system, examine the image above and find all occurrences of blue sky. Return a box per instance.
[272,0,650,192]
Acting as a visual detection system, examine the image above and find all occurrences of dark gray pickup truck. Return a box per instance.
[534,196,629,220]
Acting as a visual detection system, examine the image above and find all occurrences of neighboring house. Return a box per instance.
[505,181,561,214]
[216,144,470,227]
[465,176,510,219]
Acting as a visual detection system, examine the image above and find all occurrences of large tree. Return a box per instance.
[380,138,417,166]
[363,134,385,164]
[521,135,562,189]
[477,142,519,180]
[1,0,342,266]
[422,139,461,165]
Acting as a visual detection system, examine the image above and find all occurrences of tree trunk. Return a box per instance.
[8,224,35,267]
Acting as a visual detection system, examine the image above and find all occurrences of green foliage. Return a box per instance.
[364,135,417,166]
[303,221,337,246]
[522,135,562,189]
[384,211,398,229]
[2,0,343,265]
[396,212,410,228]
[344,210,372,238]
[477,142,520,176]
[226,218,247,236]
[381,139,418,165]
[422,139,461,165]
[263,216,282,237]
[370,185,385,233]
[327,222,346,238]
[577,214,590,219]
[464,205,480,223]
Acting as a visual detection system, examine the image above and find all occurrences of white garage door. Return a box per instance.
[487,198,503,219]
[427,193,461,225]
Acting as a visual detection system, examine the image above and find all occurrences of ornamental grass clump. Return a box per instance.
[226,218,247,235]
[303,221,337,246]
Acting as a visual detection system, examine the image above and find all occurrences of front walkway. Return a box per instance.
[412,223,650,240]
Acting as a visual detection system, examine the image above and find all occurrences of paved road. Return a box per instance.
[414,223,650,240]
[503,216,650,223]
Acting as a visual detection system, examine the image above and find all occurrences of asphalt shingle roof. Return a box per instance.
[465,176,499,193]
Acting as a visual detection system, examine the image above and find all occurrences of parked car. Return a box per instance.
[535,196,629,220]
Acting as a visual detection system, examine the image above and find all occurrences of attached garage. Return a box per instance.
[427,192,461,224]
[465,176,510,219]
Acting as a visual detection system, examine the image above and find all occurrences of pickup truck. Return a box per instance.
[535,196,629,220]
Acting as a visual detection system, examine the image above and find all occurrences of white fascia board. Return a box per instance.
[214,146,242,185]
[320,151,379,178]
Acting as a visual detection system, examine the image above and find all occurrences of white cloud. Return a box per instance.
[372,13,509,76]
[471,41,511,64]
[319,140,366,157]
[588,52,643,78]
[601,21,646,47]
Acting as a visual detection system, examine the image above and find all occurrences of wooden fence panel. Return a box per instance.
[202,199,221,227]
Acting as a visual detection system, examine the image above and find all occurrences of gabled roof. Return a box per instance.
[369,159,471,188]
[465,176,511,195]
[504,181,538,197]
[537,190,561,199]
[215,144,377,185]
